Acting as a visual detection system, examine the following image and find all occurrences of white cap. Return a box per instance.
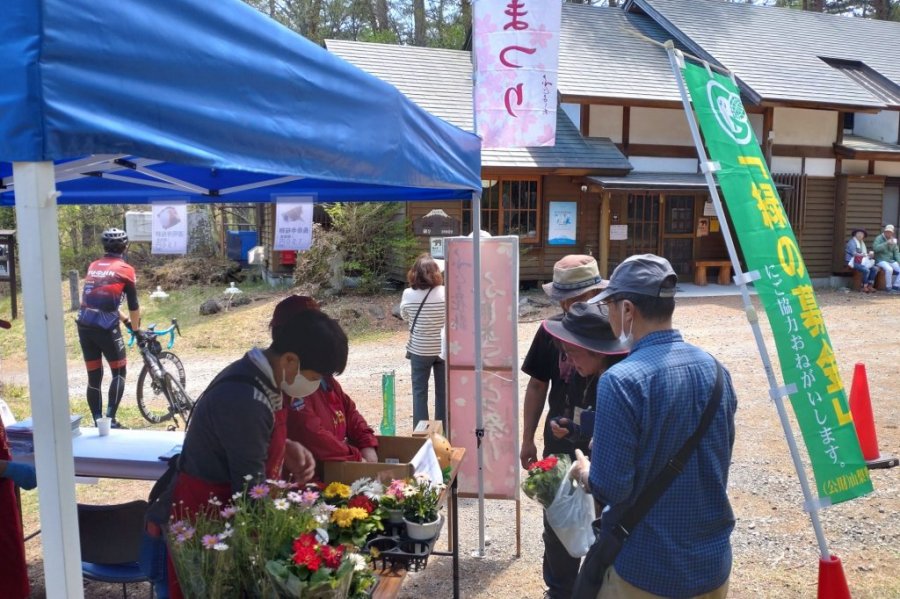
[885,224,895,233]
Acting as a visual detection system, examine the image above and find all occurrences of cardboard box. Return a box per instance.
[322,435,428,484]
[411,420,444,438]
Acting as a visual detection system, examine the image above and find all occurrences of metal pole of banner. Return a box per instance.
[665,43,831,559]
[471,191,486,558]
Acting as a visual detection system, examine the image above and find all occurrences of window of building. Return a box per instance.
[462,177,541,242]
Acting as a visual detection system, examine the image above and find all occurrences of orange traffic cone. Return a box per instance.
[818,555,851,599]
[849,363,898,469]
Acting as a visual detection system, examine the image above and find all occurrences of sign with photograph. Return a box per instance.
[548,202,577,246]
[151,200,188,255]
[273,195,314,251]
[430,237,445,259]
[445,236,520,499]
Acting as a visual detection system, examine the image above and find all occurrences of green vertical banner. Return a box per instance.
[681,63,872,505]
[380,371,396,436]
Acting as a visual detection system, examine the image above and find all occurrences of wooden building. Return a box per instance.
[324,0,900,284]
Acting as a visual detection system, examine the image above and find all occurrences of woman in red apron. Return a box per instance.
[1,417,38,599]
[166,303,348,598]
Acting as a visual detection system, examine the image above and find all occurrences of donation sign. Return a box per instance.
[151,200,188,255]
[681,62,872,504]
[273,195,314,251]
[473,0,561,148]
[445,236,519,499]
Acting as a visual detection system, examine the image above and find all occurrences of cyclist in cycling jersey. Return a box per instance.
[76,228,141,428]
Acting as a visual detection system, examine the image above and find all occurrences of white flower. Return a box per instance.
[348,553,367,572]
[350,477,384,499]
[287,491,302,503]
[213,543,229,551]
[243,474,253,481]
[207,496,223,507]
[273,498,290,511]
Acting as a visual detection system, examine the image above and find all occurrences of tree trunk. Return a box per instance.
[413,0,426,45]
[461,0,472,32]
[375,0,390,32]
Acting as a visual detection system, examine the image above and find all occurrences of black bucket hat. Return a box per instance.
[542,302,630,355]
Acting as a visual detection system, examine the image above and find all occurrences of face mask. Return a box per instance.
[618,302,633,345]
[281,365,321,399]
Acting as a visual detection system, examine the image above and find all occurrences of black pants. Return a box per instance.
[543,509,581,598]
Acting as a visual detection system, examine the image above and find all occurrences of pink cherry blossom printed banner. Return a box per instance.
[473,0,561,148]
[445,236,520,499]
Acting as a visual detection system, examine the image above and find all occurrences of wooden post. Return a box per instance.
[599,192,611,278]
[68,270,80,311]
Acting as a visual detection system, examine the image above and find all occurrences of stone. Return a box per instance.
[199,299,222,315]
[230,294,251,307]
[367,304,386,320]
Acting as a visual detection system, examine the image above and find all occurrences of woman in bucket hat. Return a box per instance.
[541,302,630,439]
[521,254,613,599]
[845,227,878,292]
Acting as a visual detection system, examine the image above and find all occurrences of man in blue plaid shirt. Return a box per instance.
[573,254,737,598]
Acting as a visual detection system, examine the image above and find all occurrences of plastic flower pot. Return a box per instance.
[403,513,444,541]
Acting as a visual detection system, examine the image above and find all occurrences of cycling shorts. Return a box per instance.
[77,325,127,370]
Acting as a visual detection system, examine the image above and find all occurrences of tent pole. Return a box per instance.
[471,191,486,558]
[12,162,84,598]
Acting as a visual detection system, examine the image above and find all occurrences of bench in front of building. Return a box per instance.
[693,260,733,286]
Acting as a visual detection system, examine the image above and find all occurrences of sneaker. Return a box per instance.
[109,419,127,430]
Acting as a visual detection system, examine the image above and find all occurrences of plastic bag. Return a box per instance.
[545,465,596,558]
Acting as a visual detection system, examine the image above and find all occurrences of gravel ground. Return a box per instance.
[17,288,900,598]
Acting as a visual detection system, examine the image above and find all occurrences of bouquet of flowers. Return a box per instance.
[521,454,572,509]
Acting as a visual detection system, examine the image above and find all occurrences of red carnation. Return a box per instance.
[531,455,558,473]
[293,532,318,552]
[348,494,375,514]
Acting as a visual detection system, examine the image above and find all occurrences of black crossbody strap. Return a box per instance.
[614,358,725,540]
[409,287,434,335]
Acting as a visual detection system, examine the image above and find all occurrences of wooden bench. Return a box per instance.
[849,267,886,291]
[693,260,733,286]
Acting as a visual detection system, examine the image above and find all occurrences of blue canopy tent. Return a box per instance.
[1,1,483,596]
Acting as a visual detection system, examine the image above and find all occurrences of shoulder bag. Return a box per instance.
[571,359,725,599]
[405,287,433,359]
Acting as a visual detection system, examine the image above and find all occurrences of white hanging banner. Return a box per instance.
[273,195,314,251]
[473,0,561,148]
[151,200,188,255]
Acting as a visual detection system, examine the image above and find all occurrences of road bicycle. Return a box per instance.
[126,319,194,429]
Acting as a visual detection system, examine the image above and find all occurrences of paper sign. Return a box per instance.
[273,195,314,251]
[697,217,709,237]
[151,201,188,255]
[445,236,520,499]
[548,202,577,245]
[430,237,445,259]
[609,224,628,241]
[704,201,717,216]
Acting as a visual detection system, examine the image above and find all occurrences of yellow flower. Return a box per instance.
[331,507,356,528]
[348,507,369,522]
[323,482,351,500]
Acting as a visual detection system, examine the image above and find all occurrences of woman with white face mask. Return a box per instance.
[161,301,348,599]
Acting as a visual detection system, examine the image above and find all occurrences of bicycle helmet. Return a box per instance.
[101,228,128,254]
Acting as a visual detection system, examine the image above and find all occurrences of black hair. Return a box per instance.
[270,310,348,376]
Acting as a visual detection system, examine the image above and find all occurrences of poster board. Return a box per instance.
[548,201,577,245]
[445,236,519,499]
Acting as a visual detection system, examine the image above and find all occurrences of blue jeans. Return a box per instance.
[409,354,445,427]
[853,262,878,286]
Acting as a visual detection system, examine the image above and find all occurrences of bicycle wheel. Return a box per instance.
[163,372,195,425]
[136,364,174,424]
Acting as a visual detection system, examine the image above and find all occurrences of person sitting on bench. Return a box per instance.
[846,228,878,293]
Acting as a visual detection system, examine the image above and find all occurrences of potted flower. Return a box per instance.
[380,479,409,524]
[265,531,357,599]
[521,454,572,509]
[400,474,445,541]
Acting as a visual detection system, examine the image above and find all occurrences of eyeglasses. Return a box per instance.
[594,299,614,316]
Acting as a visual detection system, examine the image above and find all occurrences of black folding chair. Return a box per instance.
[77,500,153,599]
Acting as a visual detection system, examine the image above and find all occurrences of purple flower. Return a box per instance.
[249,484,270,499]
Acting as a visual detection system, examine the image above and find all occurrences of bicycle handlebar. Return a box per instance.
[126,318,181,350]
